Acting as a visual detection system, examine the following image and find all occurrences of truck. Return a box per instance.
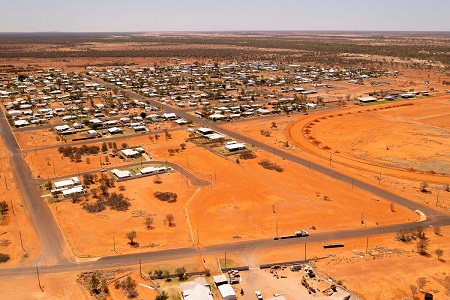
[295,229,309,237]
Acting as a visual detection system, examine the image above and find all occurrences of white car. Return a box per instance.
[255,291,263,300]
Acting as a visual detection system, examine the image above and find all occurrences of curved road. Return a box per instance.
[0,78,449,278]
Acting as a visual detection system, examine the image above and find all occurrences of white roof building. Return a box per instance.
[180,277,213,300]
[54,177,80,189]
[224,143,246,151]
[62,185,84,197]
[14,120,29,127]
[204,133,225,141]
[217,284,236,300]
[112,169,132,179]
[108,127,122,134]
[121,149,139,157]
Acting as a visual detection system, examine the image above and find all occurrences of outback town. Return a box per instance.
[1,3,450,300]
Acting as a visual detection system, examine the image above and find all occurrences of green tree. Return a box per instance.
[126,231,137,246]
[155,292,169,300]
[0,201,8,215]
[44,180,53,190]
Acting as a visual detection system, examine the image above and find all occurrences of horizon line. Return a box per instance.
[1,30,450,34]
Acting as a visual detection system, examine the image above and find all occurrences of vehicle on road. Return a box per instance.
[100,168,107,172]
[255,291,263,299]
[295,229,309,237]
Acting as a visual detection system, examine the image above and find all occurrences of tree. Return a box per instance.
[410,284,418,299]
[165,214,175,227]
[126,231,137,246]
[180,143,186,150]
[153,175,162,184]
[145,216,154,230]
[112,142,117,149]
[90,273,101,294]
[175,267,187,280]
[435,248,444,260]
[390,202,395,212]
[156,292,169,300]
[0,201,8,216]
[420,182,429,193]
[99,184,109,196]
[101,142,108,153]
[433,226,441,235]
[417,277,427,291]
[121,143,128,149]
[44,180,53,190]
[86,157,91,164]
[417,238,429,255]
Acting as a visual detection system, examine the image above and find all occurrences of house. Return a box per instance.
[357,96,378,103]
[132,125,146,132]
[62,185,84,198]
[139,166,168,175]
[73,122,84,129]
[217,284,236,300]
[205,133,225,141]
[121,149,139,158]
[180,277,213,300]
[87,130,99,137]
[163,112,177,120]
[54,177,80,189]
[107,127,122,134]
[197,127,214,135]
[54,124,71,132]
[224,143,246,152]
[14,120,29,127]
[213,274,228,287]
[112,169,132,179]
[8,110,22,117]
[208,113,225,121]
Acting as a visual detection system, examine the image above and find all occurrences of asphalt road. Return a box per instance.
[0,78,449,279]
[0,109,68,265]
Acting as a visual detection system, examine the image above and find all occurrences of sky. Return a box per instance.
[1,0,449,32]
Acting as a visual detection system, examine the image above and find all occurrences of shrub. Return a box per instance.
[83,199,106,213]
[258,159,284,172]
[154,191,177,203]
[0,253,11,263]
[239,151,257,160]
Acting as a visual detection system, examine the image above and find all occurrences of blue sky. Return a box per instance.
[1,0,449,32]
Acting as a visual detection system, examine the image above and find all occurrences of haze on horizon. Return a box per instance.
[1,0,449,33]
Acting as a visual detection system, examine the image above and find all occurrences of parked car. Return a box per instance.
[255,291,263,300]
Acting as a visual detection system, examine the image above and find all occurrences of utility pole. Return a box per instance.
[329,153,332,166]
[436,191,440,206]
[113,237,116,253]
[36,266,44,292]
[10,198,15,215]
[304,243,307,261]
[276,221,278,238]
[224,251,227,269]
[352,178,354,189]
[366,236,369,253]
[19,230,25,251]
[197,228,199,245]
[139,259,143,279]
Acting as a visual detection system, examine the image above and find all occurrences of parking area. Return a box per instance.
[226,265,351,300]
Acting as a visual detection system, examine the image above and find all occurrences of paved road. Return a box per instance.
[0,78,449,279]
[0,109,68,265]
[21,126,185,153]
[37,160,210,187]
